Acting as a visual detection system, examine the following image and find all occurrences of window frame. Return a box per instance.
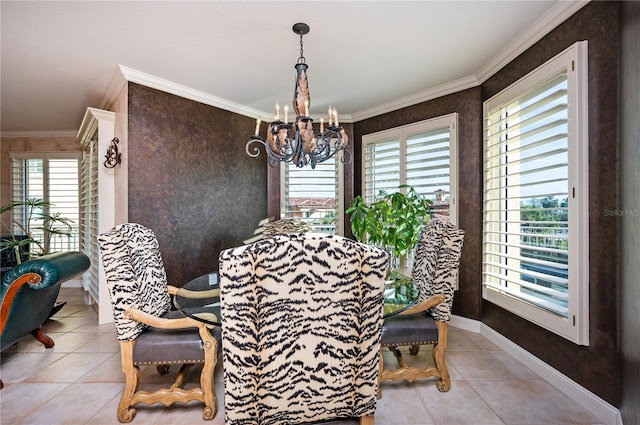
[361,114,459,224]
[280,150,345,235]
[361,114,459,272]
[9,151,82,254]
[482,41,589,345]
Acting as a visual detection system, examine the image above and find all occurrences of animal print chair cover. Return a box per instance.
[98,223,172,341]
[411,216,465,322]
[219,233,389,425]
[262,218,311,236]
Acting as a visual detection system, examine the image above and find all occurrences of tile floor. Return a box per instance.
[0,287,604,425]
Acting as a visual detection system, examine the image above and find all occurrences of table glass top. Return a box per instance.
[383,270,419,317]
[174,270,419,325]
[173,273,221,326]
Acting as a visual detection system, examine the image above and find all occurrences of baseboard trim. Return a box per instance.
[450,315,622,425]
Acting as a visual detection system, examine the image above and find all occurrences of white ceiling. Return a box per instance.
[0,1,587,135]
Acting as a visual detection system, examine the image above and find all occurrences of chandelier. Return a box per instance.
[246,23,352,169]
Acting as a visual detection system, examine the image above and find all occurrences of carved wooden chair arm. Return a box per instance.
[124,308,211,330]
[168,285,220,299]
[399,293,445,316]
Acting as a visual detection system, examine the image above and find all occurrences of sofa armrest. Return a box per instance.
[1,251,91,290]
[1,252,90,341]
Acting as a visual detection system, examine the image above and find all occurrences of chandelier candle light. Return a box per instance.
[246,23,352,169]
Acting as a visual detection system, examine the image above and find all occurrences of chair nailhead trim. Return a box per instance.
[382,340,437,346]
[134,360,205,365]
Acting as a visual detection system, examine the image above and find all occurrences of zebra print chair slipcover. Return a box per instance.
[379,216,465,394]
[262,218,311,236]
[219,233,389,425]
[99,223,221,422]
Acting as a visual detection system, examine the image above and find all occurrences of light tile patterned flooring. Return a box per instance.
[0,287,604,425]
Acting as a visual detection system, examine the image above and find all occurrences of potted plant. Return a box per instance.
[346,184,432,272]
[1,198,75,265]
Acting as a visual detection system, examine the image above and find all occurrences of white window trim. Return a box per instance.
[482,41,589,345]
[361,113,459,225]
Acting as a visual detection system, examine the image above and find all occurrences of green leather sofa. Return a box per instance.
[0,251,90,366]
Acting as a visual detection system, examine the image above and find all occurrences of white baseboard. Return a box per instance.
[450,315,623,425]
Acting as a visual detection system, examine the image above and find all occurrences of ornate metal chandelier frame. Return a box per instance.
[246,23,352,169]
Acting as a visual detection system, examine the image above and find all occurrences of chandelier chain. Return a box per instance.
[298,32,306,64]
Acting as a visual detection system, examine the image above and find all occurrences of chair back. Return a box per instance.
[411,217,465,322]
[219,232,388,425]
[262,218,311,236]
[98,223,172,341]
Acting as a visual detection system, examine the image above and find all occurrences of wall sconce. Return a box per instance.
[104,137,121,168]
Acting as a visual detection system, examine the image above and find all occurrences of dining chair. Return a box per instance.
[379,216,465,395]
[98,223,221,423]
[219,232,388,425]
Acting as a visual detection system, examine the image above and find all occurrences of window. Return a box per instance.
[280,152,344,234]
[10,152,81,254]
[482,41,589,345]
[363,115,458,221]
[362,114,458,270]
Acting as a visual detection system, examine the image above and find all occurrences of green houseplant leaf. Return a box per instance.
[347,185,433,267]
[1,198,74,264]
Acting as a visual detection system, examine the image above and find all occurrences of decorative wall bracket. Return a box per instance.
[104,137,121,168]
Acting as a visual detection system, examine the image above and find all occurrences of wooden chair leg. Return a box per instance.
[199,326,217,420]
[433,321,450,392]
[31,327,54,348]
[118,341,138,423]
[359,415,374,425]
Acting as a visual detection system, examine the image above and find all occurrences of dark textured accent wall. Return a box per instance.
[353,87,483,321]
[127,83,267,286]
[619,1,640,423]
[353,0,622,407]
[481,1,620,405]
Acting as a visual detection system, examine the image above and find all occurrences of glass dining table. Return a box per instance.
[173,270,419,326]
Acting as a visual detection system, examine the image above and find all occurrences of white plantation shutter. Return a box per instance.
[484,71,570,316]
[281,153,344,234]
[362,114,457,221]
[80,133,100,302]
[10,153,81,254]
[406,127,454,218]
[363,137,401,203]
[482,41,589,345]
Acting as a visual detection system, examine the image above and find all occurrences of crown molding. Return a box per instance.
[118,65,266,119]
[1,130,78,138]
[351,75,479,122]
[56,0,589,133]
[351,0,589,122]
[100,66,128,111]
[474,0,590,84]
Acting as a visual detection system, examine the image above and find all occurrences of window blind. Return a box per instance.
[406,128,452,217]
[281,154,343,234]
[363,138,400,203]
[10,154,80,254]
[483,70,570,317]
[80,134,100,303]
